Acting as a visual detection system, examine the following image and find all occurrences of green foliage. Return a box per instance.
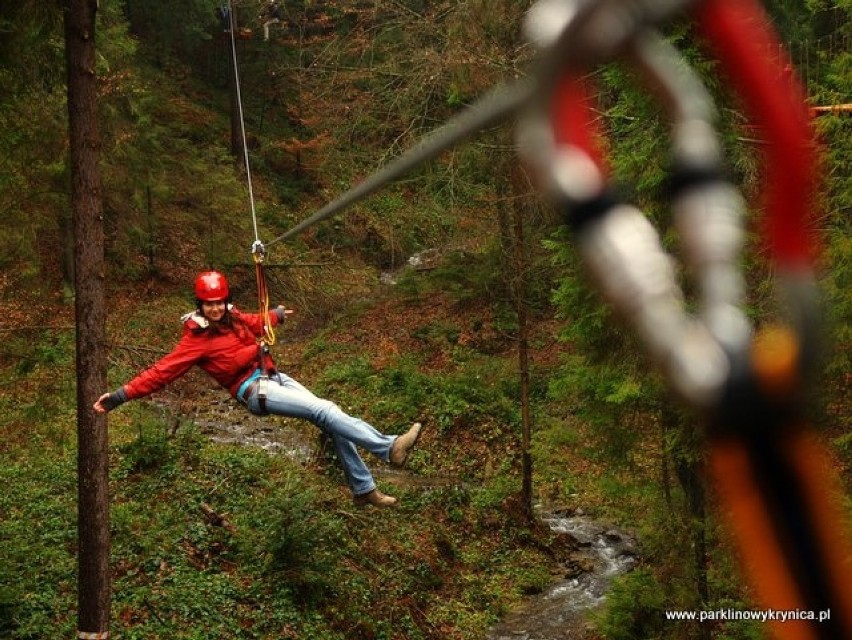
[118,414,174,473]
[833,430,852,466]
[124,0,219,65]
[0,454,78,639]
[0,587,15,638]
[315,351,519,445]
[814,116,852,379]
[395,245,510,306]
[593,564,765,639]
[240,473,348,604]
[0,302,561,638]
[593,568,668,640]
[9,330,73,375]
[0,2,65,94]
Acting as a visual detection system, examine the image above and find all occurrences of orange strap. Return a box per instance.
[252,246,276,348]
[708,326,852,640]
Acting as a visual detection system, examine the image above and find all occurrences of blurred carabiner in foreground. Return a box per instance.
[518,1,851,638]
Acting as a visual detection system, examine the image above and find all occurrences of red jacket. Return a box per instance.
[122,307,282,400]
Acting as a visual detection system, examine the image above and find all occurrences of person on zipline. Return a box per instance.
[94,270,422,508]
[258,0,283,41]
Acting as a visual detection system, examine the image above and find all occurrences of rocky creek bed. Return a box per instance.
[487,511,638,640]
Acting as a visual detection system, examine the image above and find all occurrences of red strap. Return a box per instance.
[550,74,608,175]
[696,0,818,266]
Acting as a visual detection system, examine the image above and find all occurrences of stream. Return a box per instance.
[487,512,638,640]
[188,390,316,460]
[188,393,639,639]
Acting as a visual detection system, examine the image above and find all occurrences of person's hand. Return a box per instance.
[93,393,111,414]
[273,305,294,323]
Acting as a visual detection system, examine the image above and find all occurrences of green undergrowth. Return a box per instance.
[0,411,567,639]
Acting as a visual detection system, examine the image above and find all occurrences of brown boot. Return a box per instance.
[353,489,398,508]
[389,422,422,468]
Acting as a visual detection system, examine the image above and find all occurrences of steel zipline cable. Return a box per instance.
[227,0,260,246]
[226,0,274,346]
[264,79,536,247]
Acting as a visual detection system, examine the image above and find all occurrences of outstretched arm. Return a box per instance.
[92,328,205,413]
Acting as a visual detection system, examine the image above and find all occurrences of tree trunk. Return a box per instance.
[684,461,710,640]
[664,404,710,639]
[500,160,533,520]
[660,404,673,510]
[64,0,111,635]
[513,199,533,522]
[675,452,710,640]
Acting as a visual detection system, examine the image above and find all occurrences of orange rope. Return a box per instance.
[253,248,276,347]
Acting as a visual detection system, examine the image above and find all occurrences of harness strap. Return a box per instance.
[256,376,268,415]
[237,369,262,401]
[237,369,269,415]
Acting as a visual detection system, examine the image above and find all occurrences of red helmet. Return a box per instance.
[194,271,230,301]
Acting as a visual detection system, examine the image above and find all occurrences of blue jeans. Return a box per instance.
[244,372,395,496]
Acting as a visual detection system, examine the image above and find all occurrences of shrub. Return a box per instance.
[593,568,668,640]
[240,473,348,605]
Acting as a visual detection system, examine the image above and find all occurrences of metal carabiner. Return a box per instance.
[251,239,266,262]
